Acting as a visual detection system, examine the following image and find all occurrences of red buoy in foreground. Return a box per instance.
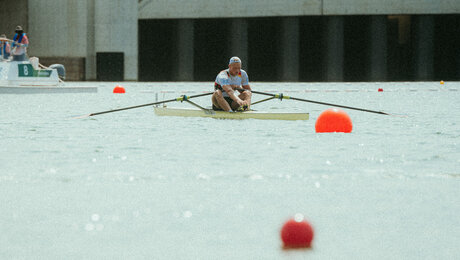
[378,88,383,92]
[113,85,125,93]
[315,108,352,133]
[281,214,314,248]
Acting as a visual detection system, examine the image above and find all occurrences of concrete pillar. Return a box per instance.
[325,16,344,82]
[280,17,299,81]
[458,47,460,81]
[413,15,434,81]
[457,17,460,80]
[86,0,96,80]
[94,0,138,81]
[229,18,248,70]
[175,19,194,81]
[369,16,387,81]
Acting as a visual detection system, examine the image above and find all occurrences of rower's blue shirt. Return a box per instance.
[215,69,249,97]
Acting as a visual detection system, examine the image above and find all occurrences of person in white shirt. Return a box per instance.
[212,56,252,112]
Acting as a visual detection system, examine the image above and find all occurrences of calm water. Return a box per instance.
[1,82,459,259]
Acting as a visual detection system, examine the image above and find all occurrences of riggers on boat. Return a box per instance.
[150,92,309,120]
[0,57,97,94]
[77,87,391,119]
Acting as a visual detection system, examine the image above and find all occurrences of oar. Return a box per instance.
[239,88,392,116]
[74,92,213,119]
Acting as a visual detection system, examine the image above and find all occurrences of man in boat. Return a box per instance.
[212,56,252,112]
[11,25,29,61]
[0,34,11,60]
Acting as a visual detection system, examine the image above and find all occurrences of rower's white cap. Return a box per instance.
[229,56,241,65]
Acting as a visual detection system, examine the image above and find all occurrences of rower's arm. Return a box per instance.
[242,84,251,91]
[236,85,251,94]
[222,85,243,103]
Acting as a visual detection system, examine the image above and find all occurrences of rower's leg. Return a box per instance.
[212,90,232,111]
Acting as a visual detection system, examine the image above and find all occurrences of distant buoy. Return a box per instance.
[113,85,125,93]
[281,214,314,248]
[440,80,444,85]
[315,108,352,133]
[378,88,383,92]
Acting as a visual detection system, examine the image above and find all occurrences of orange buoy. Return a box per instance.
[378,88,383,92]
[315,108,352,133]
[281,214,314,248]
[113,85,125,93]
[440,80,444,85]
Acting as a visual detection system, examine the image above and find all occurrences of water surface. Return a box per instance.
[1,81,459,259]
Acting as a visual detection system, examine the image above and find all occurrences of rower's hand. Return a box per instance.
[236,98,245,107]
[236,105,249,112]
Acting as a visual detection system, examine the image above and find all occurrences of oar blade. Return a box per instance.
[388,113,408,118]
[72,113,92,119]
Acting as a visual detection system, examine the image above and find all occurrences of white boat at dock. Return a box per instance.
[0,59,97,94]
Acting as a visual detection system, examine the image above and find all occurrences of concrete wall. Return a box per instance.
[323,0,460,15]
[94,0,138,80]
[139,0,322,19]
[27,0,92,80]
[28,0,87,57]
[2,0,459,81]
[0,0,28,38]
[2,0,138,81]
[139,0,460,19]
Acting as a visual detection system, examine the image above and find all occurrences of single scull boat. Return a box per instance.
[154,106,309,120]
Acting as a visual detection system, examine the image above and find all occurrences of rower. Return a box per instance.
[212,56,252,112]
[11,25,29,61]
